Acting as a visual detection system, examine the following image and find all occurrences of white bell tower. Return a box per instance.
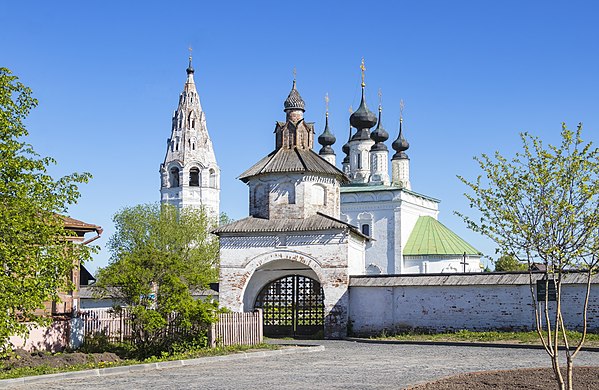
[160,52,220,220]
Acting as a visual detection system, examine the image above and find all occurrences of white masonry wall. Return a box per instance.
[341,188,439,275]
[348,276,599,335]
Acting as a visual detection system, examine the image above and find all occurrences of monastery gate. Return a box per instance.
[254,275,324,338]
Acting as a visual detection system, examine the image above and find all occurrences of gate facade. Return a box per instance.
[254,275,324,338]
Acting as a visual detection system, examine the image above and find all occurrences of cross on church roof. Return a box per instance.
[360,58,366,87]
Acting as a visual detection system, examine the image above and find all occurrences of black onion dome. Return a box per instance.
[186,57,194,75]
[370,106,389,151]
[318,114,336,149]
[392,119,410,159]
[284,80,305,112]
[318,114,336,156]
[350,88,377,130]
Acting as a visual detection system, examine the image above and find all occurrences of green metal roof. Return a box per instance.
[403,216,480,256]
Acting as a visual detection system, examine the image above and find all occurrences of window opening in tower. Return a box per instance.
[189,167,200,187]
[170,167,180,187]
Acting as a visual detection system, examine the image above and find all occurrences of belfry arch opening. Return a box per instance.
[189,167,200,187]
[169,167,180,188]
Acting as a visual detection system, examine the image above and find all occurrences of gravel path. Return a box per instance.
[5,340,599,389]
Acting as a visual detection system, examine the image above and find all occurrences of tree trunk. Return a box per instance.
[567,357,574,390]
[552,356,565,390]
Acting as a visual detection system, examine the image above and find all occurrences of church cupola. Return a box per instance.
[284,79,306,113]
[347,59,376,184]
[238,76,347,221]
[391,101,411,189]
[349,88,378,134]
[160,51,220,219]
[318,94,336,165]
[186,55,194,75]
[276,75,314,150]
[391,117,410,159]
[369,98,390,185]
[370,101,389,151]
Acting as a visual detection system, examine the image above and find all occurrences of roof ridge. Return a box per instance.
[294,147,308,170]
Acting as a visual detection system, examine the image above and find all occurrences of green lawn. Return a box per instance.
[376,329,599,347]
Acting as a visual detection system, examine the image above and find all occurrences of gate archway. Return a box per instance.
[254,275,324,338]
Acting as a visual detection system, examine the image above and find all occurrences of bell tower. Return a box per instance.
[160,52,220,220]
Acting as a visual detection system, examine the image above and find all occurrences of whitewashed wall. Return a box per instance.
[219,230,365,339]
[348,274,599,335]
[341,187,439,274]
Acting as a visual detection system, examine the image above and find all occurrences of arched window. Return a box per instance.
[311,184,326,206]
[189,167,200,186]
[361,224,370,236]
[169,167,180,188]
[209,169,216,188]
[357,212,373,237]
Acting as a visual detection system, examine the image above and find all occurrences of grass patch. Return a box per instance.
[0,343,279,380]
[376,329,599,347]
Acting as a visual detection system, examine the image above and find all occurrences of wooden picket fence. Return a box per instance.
[78,308,263,348]
[79,308,132,343]
[208,309,263,347]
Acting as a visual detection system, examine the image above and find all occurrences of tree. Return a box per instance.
[494,255,527,272]
[458,124,599,390]
[95,203,220,356]
[0,68,92,355]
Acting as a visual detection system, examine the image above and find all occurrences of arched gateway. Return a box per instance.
[254,275,324,337]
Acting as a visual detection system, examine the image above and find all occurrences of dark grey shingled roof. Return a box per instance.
[238,148,348,183]
[213,212,368,239]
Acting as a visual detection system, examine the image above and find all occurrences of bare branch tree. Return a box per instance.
[457,123,599,390]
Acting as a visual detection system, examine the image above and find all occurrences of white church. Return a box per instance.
[161,57,482,338]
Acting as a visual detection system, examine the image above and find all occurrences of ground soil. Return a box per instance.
[1,349,121,370]
[407,367,599,390]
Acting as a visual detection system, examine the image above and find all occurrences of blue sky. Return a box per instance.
[3,1,599,272]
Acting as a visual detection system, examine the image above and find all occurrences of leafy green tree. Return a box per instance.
[95,203,220,356]
[0,68,92,355]
[458,124,599,390]
[494,255,527,272]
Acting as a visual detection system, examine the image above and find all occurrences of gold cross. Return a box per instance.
[188,46,193,60]
[325,93,330,114]
[378,88,382,106]
[293,66,297,81]
[360,58,366,87]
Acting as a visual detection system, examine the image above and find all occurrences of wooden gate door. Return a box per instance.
[254,275,324,338]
